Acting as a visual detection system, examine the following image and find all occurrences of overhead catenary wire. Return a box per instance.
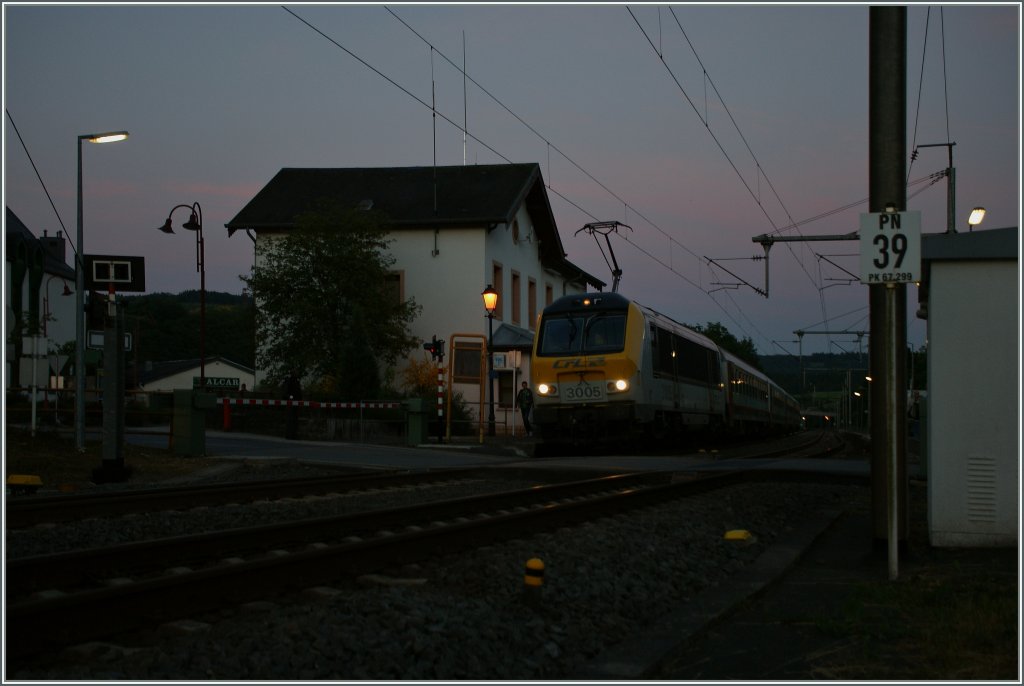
[627,5,833,348]
[284,6,940,354]
[5,108,75,257]
[383,4,736,301]
[907,7,932,183]
[630,6,948,347]
[385,7,620,202]
[629,8,824,285]
[908,7,953,188]
[391,1,818,333]
[281,6,514,168]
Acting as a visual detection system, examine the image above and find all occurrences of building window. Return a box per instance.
[492,262,504,320]
[384,271,404,305]
[453,342,483,383]
[511,271,521,325]
[528,278,537,329]
[498,371,515,407]
[511,219,520,244]
[545,283,554,306]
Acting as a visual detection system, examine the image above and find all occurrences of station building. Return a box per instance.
[5,207,77,394]
[225,164,603,435]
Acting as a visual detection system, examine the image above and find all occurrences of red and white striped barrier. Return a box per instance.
[220,398,403,431]
[437,364,444,418]
[221,399,402,409]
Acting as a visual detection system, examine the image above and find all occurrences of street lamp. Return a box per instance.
[482,284,498,437]
[43,276,73,338]
[967,207,986,232]
[157,202,206,388]
[75,130,129,451]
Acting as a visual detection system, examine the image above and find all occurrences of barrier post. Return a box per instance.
[437,361,445,444]
[222,398,232,431]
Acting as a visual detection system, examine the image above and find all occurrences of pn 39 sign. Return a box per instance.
[859,211,921,284]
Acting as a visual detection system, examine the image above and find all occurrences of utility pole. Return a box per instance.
[868,6,909,563]
[746,9,909,566]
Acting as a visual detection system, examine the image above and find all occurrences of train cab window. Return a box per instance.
[537,312,626,356]
[537,316,584,355]
[583,314,625,352]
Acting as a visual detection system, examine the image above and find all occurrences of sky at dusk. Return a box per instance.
[3,3,1020,356]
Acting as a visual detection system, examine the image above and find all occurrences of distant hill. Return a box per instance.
[759,351,870,396]
[143,290,249,306]
[121,291,254,368]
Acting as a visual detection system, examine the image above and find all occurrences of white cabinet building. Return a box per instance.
[917,226,1019,546]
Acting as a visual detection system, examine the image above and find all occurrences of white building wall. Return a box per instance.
[5,260,78,389]
[484,206,589,330]
[927,259,1018,546]
[252,204,590,431]
[388,227,487,345]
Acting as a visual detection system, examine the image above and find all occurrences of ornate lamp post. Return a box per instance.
[75,130,129,451]
[43,276,73,338]
[481,284,498,437]
[157,202,206,388]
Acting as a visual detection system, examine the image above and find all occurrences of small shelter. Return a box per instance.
[917,226,1018,546]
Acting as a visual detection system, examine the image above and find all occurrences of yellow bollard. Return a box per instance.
[523,557,545,608]
[6,474,42,495]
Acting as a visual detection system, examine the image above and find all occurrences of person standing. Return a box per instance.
[516,380,534,437]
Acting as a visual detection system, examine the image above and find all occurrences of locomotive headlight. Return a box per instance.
[538,383,556,396]
[607,379,629,393]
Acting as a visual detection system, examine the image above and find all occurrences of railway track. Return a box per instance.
[6,429,838,531]
[7,468,770,662]
[4,467,484,529]
[6,430,850,663]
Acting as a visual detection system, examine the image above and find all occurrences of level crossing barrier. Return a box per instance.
[220,398,403,440]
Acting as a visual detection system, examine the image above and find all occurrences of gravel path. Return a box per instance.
[8,466,864,680]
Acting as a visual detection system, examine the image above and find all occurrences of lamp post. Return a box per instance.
[30,278,69,437]
[157,202,206,389]
[75,130,129,451]
[482,284,498,437]
[43,276,73,338]
[967,207,986,232]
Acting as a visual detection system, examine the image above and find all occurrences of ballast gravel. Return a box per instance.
[7,467,864,681]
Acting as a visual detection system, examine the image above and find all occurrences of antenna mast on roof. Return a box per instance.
[431,47,437,215]
[463,31,468,166]
[575,221,632,293]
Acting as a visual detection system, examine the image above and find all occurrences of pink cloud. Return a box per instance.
[167,181,264,200]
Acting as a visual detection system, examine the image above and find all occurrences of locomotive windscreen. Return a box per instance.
[536,312,626,356]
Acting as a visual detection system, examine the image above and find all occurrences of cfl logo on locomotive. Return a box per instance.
[552,357,606,369]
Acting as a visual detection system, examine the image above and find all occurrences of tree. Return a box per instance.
[122,292,255,369]
[241,202,420,398]
[691,321,762,370]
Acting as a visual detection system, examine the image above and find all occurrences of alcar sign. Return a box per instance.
[193,376,240,390]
